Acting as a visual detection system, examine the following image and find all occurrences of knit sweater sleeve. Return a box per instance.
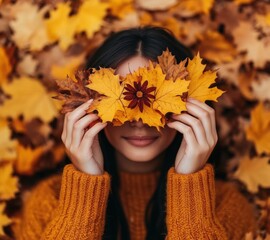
[17,164,111,240]
[166,163,258,240]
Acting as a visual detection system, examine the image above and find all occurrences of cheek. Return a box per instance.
[160,127,177,145]
[104,125,123,147]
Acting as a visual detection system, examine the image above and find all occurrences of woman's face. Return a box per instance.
[104,55,177,163]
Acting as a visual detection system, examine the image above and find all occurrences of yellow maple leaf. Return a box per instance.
[74,0,109,39]
[45,3,77,51]
[86,68,124,122]
[120,63,188,128]
[140,13,183,39]
[10,2,51,51]
[233,155,270,193]
[0,47,11,84]
[151,64,189,114]
[245,102,270,154]
[116,105,164,128]
[0,120,18,162]
[0,77,59,123]
[187,53,225,102]
[46,1,108,50]
[0,203,12,236]
[0,162,19,201]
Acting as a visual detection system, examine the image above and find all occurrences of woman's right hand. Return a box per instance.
[61,99,107,175]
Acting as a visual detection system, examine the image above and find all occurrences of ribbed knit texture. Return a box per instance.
[119,170,160,240]
[14,163,258,240]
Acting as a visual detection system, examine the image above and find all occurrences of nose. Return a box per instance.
[129,119,145,128]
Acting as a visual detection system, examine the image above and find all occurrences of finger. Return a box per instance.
[187,98,216,135]
[62,112,69,141]
[65,99,93,146]
[70,114,99,149]
[185,102,214,145]
[79,122,107,154]
[167,121,197,147]
[172,113,207,146]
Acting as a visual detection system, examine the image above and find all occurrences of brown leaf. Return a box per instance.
[54,70,95,114]
[157,49,188,81]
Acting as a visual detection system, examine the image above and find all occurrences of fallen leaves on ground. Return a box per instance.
[0,0,270,238]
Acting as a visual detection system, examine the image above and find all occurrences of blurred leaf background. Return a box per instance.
[0,0,270,238]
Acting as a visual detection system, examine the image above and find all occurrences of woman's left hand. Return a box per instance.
[167,98,218,174]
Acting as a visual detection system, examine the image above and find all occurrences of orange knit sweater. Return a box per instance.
[15,163,258,240]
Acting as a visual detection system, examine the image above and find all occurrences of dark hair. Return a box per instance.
[86,26,193,240]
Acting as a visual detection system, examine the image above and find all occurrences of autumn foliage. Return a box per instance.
[0,0,270,238]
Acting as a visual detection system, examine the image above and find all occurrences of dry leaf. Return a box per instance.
[232,21,270,68]
[233,155,270,193]
[15,141,53,175]
[198,30,237,63]
[0,47,11,84]
[54,70,94,113]
[233,0,255,5]
[106,0,134,19]
[252,73,270,101]
[245,102,270,155]
[157,49,188,80]
[45,2,76,50]
[148,63,188,114]
[51,55,84,80]
[16,54,38,76]
[9,2,51,50]
[0,120,17,162]
[0,162,19,201]
[0,77,59,123]
[174,0,214,15]
[187,53,224,102]
[137,0,177,11]
[140,13,182,39]
[0,203,11,236]
[46,0,109,50]
[74,0,109,39]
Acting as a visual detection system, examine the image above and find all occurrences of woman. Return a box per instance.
[16,26,258,240]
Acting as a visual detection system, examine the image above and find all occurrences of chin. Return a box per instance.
[121,148,161,163]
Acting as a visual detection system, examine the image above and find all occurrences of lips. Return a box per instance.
[122,136,159,147]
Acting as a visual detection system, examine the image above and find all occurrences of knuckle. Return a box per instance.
[201,111,209,118]
[209,108,215,115]
[193,118,200,126]
[184,126,192,134]
[201,143,210,152]
[69,146,77,154]
[74,122,81,130]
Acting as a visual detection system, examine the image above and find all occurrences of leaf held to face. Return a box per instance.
[86,68,124,122]
[187,53,225,102]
